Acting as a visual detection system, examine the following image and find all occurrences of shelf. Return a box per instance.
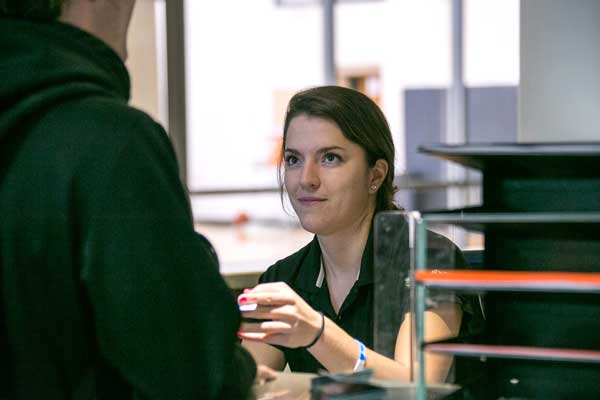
[418,142,600,174]
[414,142,600,399]
[419,210,600,234]
[415,270,600,293]
[423,209,600,224]
[424,343,600,364]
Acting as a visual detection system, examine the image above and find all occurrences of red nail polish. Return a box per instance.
[239,296,247,303]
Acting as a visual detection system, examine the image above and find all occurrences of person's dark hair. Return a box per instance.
[279,85,399,213]
[0,0,66,20]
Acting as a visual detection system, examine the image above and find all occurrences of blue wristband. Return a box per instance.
[353,339,366,372]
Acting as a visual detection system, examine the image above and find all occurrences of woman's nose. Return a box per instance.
[300,162,320,190]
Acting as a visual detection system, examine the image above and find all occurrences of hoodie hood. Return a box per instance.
[0,17,130,146]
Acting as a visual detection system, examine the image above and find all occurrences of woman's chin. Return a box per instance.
[298,219,326,235]
[298,219,337,236]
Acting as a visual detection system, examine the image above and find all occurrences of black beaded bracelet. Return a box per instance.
[303,311,325,349]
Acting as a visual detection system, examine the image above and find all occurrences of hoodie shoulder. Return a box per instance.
[15,95,178,201]
[38,96,169,154]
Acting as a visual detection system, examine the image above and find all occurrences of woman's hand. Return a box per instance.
[237,282,323,348]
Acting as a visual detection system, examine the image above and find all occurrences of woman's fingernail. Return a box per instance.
[239,296,248,303]
[237,332,244,338]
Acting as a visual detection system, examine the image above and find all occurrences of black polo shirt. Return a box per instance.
[259,232,376,373]
[259,229,484,373]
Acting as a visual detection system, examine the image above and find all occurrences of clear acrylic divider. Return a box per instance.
[374,211,483,400]
[373,211,413,361]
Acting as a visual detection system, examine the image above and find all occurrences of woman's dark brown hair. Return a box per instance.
[0,0,66,20]
[279,85,399,213]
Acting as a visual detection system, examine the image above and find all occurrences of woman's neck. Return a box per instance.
[317,208,374,280]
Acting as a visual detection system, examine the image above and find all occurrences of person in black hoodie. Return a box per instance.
[0,1,255,399]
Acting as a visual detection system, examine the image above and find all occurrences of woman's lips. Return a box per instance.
[297,196,326,205]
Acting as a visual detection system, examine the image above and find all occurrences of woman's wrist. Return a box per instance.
[303,311,325,349]
[353,339,367,371]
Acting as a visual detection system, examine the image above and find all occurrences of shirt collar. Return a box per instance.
[315,256,362,288]
[295,228,375,293]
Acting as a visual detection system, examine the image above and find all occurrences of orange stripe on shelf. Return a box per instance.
[415,270,600,285]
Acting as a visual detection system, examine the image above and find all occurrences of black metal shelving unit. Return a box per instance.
[414,143,600,400]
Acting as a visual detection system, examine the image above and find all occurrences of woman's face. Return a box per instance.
[284,115,378,236]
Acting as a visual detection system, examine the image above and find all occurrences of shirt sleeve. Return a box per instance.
[78,114,254,399]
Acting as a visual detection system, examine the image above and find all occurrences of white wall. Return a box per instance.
[464,0,519,87]
[185,0,322,191]
[520,0,600,142]
[184,0,519,221]
[337,0,453,174]
[127,0,160,122]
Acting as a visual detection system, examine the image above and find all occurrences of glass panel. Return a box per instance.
[373,211,412,361]
[374,211,483,395]
[374,211,484,394]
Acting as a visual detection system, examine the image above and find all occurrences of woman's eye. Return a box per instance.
[323,153,340,163]
[284,155,299,166]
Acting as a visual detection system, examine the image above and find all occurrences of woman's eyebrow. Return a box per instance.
[316,146,345,154]
[284,146,345,155]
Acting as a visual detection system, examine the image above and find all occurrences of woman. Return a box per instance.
[239,86,479,383]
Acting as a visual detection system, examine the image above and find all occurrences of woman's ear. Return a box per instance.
[369,159,389,193]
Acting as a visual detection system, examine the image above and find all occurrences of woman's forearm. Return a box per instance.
[308,307,461,382]
[307,316,412,381]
